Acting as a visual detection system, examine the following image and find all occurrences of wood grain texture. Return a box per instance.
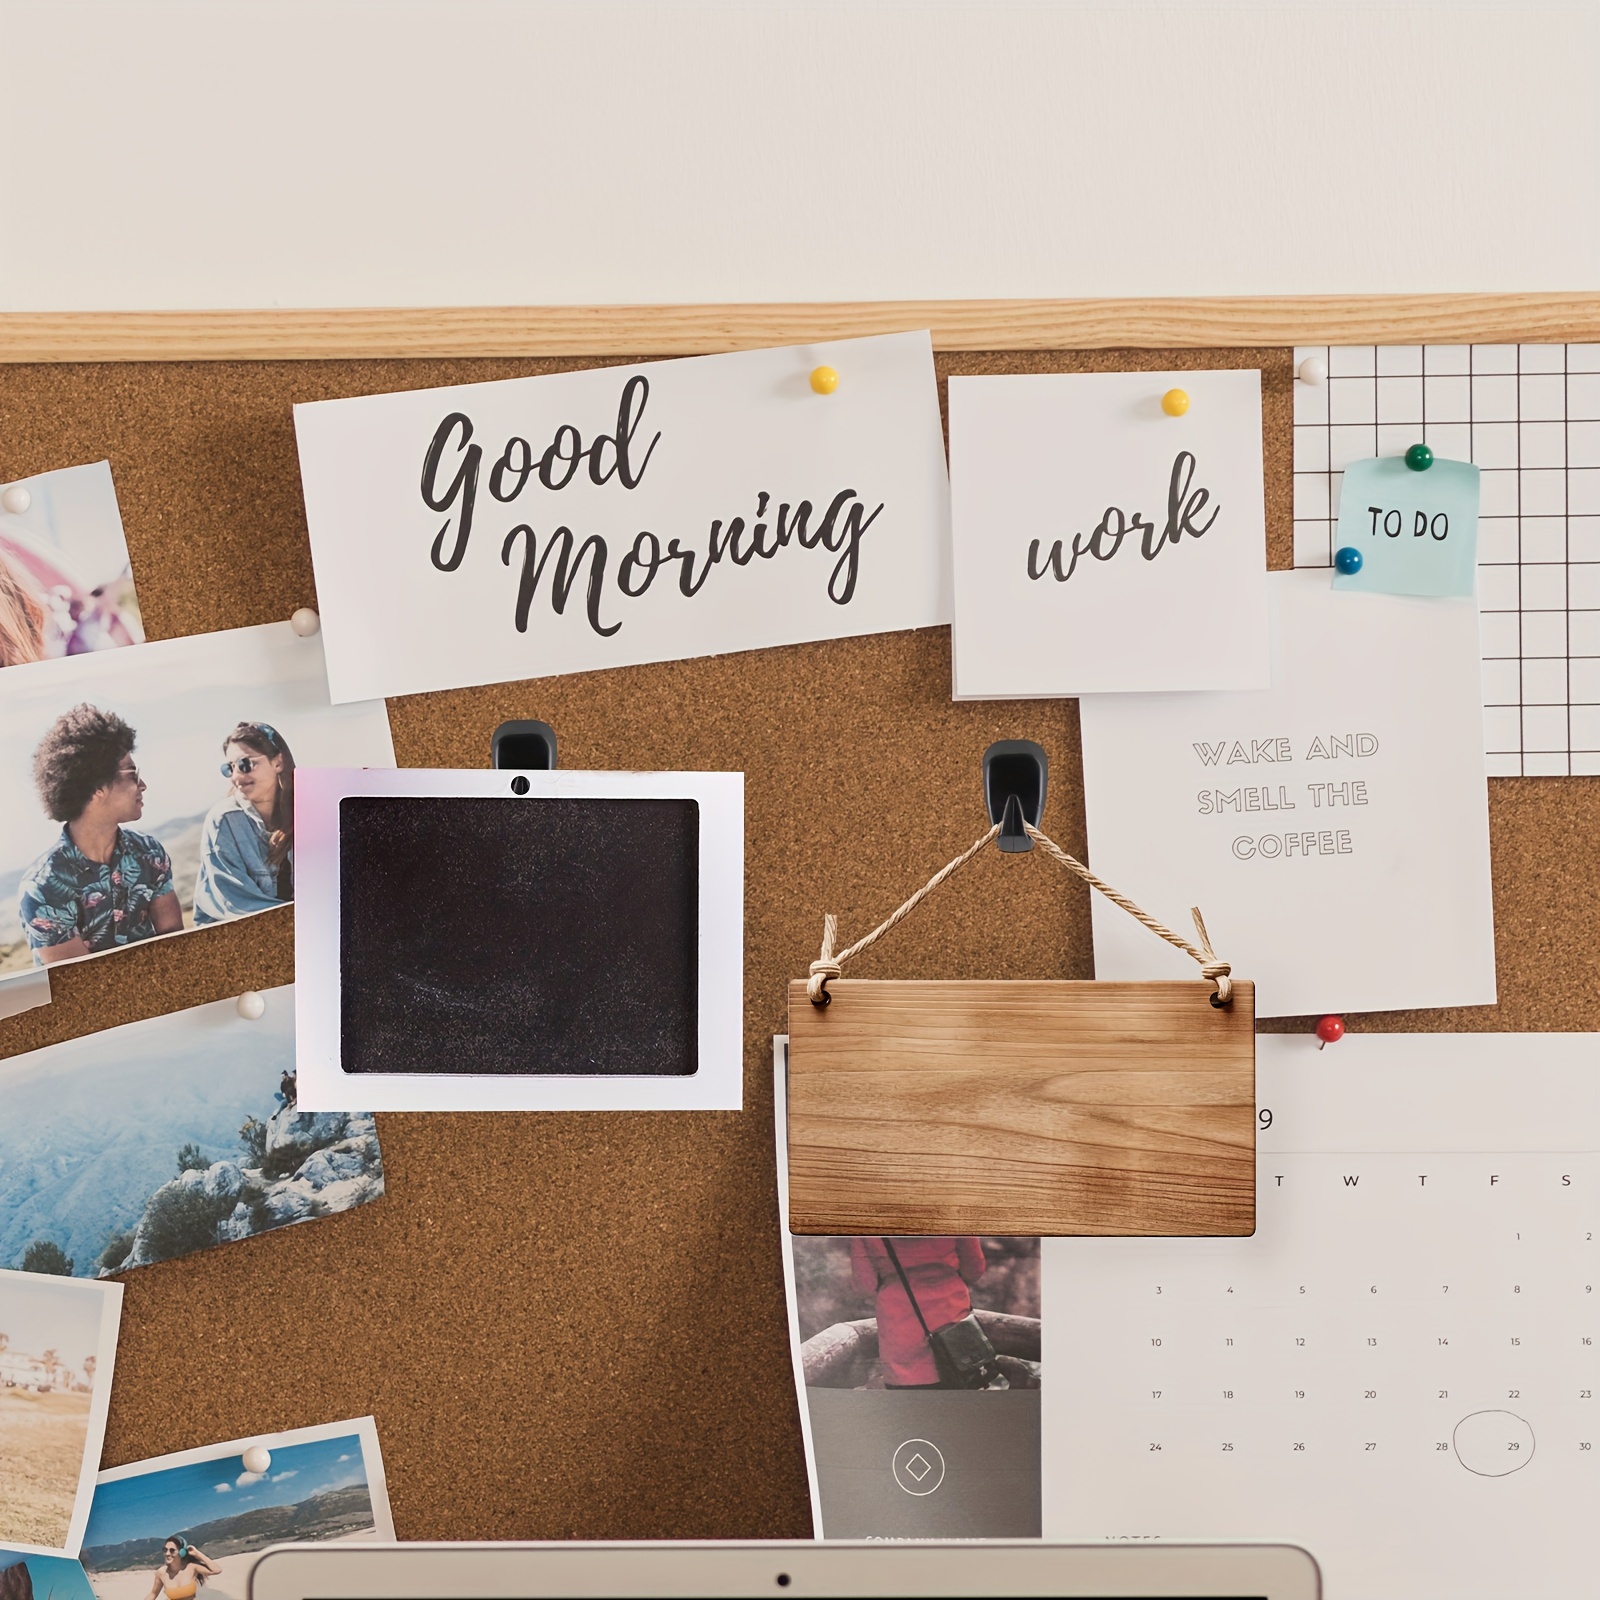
[786,979,1256,1238]
[0,338,1590,1544]
[5,294,1600,361]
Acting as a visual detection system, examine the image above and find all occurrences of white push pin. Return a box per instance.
[236,991,266,1020]
[1,485,31,514]
[241,1445,271,1475]
[290,607,320,638]
[1296,356,1328,386]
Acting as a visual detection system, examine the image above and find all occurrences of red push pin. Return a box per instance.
[1315,1015,1345,1050]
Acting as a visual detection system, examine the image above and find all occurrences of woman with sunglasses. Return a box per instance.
[193,721,297,924]
[145,1536,221,1600]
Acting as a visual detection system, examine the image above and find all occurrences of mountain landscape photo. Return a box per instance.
[80,1483,376,1572]
[0,989,382,1277]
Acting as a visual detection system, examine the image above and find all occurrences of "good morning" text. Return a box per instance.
[418,376,885,638]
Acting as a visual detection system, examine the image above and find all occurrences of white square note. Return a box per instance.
[1079,570,1495,1018]
[949,369,1269,697]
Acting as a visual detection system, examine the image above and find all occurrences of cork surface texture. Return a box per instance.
[2,346,1589,1539]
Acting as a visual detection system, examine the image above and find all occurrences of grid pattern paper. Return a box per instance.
[1293,344,1600,777]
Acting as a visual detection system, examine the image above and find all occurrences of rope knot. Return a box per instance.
[1188,907,1232,1005]
[806,958,842,1006]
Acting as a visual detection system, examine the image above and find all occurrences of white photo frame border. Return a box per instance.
[295,767,745,1112]
[89,1415,393,1538]
[0,1270,123,1559]
[0,620,394,991]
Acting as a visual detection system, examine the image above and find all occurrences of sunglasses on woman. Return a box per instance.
[220,756,269,777]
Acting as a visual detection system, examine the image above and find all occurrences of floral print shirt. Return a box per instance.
[18,825,175,959]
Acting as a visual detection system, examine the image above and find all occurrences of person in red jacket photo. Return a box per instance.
[850,1236,988,1388]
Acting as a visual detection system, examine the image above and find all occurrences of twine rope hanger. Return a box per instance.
[806,820,1233,1007]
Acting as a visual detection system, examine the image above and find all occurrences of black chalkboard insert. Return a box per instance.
[339,796,699,1076]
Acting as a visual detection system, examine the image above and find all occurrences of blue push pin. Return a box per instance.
[1334,546,1363,575]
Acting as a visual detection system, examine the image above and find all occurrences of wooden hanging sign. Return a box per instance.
[785,822,1255,1237]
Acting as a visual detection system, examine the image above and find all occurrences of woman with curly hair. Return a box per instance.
[18,704,182,963]
[193,721,297,923]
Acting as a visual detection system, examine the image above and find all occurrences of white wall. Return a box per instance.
[0,0,1596,310]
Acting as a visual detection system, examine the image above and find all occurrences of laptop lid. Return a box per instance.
[249,1539,1321,1599]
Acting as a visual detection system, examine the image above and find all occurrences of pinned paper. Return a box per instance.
[948,369,1269,698]
[1332,454,1480,598]
[1,462,144,670]
[1078,570,1496,1018]
[294,331,951,703]
[0,1271,122,1555]
[81,1417,394,1590]
[0,622,393,994]
[0,987,383,1277]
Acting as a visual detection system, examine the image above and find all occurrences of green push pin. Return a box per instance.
[1405,442,1434,471]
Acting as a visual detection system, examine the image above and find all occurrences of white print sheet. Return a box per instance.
[0,1270,123,1557]
[1,461,144,670]
[80,1417,393,1600]
[1043,1033,1600,1600]
[0,967,49,1018]
[774,1041,1043,1542]
[295,332,951,703]
[948,369,1268,698]
[1079,569,1495,1018]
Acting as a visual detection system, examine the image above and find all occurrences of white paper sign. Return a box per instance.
[295,332,951,703]
[948,369,1269,697]
[1079,570,1495,1017]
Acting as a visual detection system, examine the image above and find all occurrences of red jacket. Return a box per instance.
[851,1237,986,1385]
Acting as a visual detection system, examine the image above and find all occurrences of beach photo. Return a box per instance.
[0,987,383,1278]
[0,622,393,984]
[79,1420,393,1600]
[0,1548,97,1600]
[1,463,142,671]
[0,1271,123,1556]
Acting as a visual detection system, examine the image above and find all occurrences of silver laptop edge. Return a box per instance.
[249,1539,1321,1599]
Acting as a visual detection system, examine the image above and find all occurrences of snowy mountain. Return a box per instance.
[0,1055,255,1272]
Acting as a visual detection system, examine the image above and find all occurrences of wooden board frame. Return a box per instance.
[786,978,1256,1238]
[5,293,1600,361]
[3,297,1596,1543]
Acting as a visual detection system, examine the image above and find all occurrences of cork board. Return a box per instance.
[0,343,1591,1542]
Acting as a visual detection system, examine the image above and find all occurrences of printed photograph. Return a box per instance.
[79,1420,393,1600]
[0,1548,97,1600]
[0,1271,123,1556]
[0,622,393,983]
[1,464,142,671]
[793,1236,1040,1391]
[0,988,383,1278]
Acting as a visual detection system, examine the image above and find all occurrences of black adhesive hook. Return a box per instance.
[983,740,1047,853]
[491,720,558,772]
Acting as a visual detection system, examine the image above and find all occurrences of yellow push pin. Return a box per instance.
[810,365,839,395]
[1161,388,1190,417]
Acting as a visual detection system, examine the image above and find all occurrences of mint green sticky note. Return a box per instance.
[1332,455,1480,597]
